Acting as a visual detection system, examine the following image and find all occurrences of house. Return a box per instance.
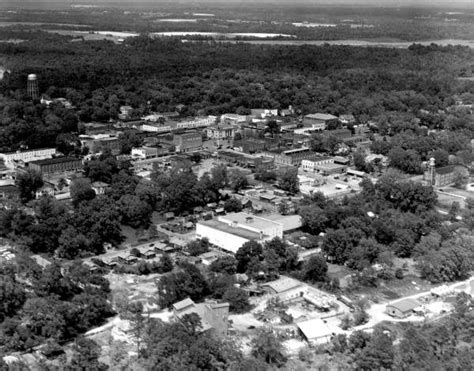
[35,181,56,199]
[250,109,278,119]
[261,276,308,302]
[297,318,345,344]
[0,184,18,200]
[303,113,339,131]
[171,298,230,337]
[385,298,421,318]
[339,114,356,125]
[91,181,109,195]
[199,250,227,265]
[164,212,175,221]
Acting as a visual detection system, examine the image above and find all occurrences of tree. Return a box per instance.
[68,337,108,371]
[278,167,299,194]
[186,238,210,256]
[0,266,26,322]
[429,149,449,168]
[119,194,152,228]
[357,329,394,370]
[56,226,90,259]
[222,286,250,313]
[398,325,432,369]
[303,255,328,282]
[322,228,363,264]
[387,147,422,174]
[118,131,142,155]
[209,256,237,275]
[251,327,286,366]
[452,168,468,189]
[353,149,367,172]
[157,264,209,308]
[15,169,43,203]
[159,254,173,273]
[347,238,382,270]
[229,169,248,192]
[298,205,328,234]
[235,241,263,273]
[70,178,96,207]
[224,197,243,213]
[121,301,146,354]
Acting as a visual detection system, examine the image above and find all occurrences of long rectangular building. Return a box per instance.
[28,157,83,175]
[0,148,56,168]
[196,212,283,254]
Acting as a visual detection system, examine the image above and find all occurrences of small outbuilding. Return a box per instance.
[385,298,421,318]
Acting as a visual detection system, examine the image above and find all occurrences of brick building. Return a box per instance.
[173,132,203,153]
[263,147,320,167]
[303,113,339,131]
[28,157,83,176]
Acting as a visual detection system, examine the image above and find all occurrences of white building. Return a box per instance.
[297,318,345,344]
[141,123,172,133]
[0,148,56,168]
[175,116,217,130]
[196,212,283,254]
[205,124,235,140]
[301,157,335,172]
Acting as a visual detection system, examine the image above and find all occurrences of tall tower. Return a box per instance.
[27,74,39,100]
[428,157,436,186]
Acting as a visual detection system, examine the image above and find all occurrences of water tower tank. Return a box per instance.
[27,74,39,100]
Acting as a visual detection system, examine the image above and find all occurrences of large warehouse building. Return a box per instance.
[196,212,283,254]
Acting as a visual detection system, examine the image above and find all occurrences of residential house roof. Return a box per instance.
[387,298,421,313]
[261,276,301,294]
[297,318,344,341]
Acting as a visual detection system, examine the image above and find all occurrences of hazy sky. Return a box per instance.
[4,0,474,6]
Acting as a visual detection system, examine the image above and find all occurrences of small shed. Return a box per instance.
[164,212,175,221]
[385,298,420,318]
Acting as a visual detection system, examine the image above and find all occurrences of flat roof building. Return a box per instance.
[297,318,345,344]
[196,212,283,254]
[28,157,83,176]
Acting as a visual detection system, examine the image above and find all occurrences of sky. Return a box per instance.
[3,0,474,6]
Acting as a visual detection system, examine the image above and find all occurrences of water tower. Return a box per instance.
[27,74,39,100]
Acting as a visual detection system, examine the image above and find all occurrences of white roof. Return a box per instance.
[297,318,344,341]
[262,277,301,294]
[219,212,282,232]
[264,214,302,232]
[305,113,338,121]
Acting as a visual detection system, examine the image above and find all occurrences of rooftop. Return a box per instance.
[262,276,301,294]
[199,219,265,241]
[264,214,302,232]
[29,157,81,166]
[297,318,344,341]
[305,113,338,121]
[172,298,196,312]
[387,298,421,312]
[219,212,282,232]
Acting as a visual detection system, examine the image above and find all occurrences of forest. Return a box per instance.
[0,31,473,154]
